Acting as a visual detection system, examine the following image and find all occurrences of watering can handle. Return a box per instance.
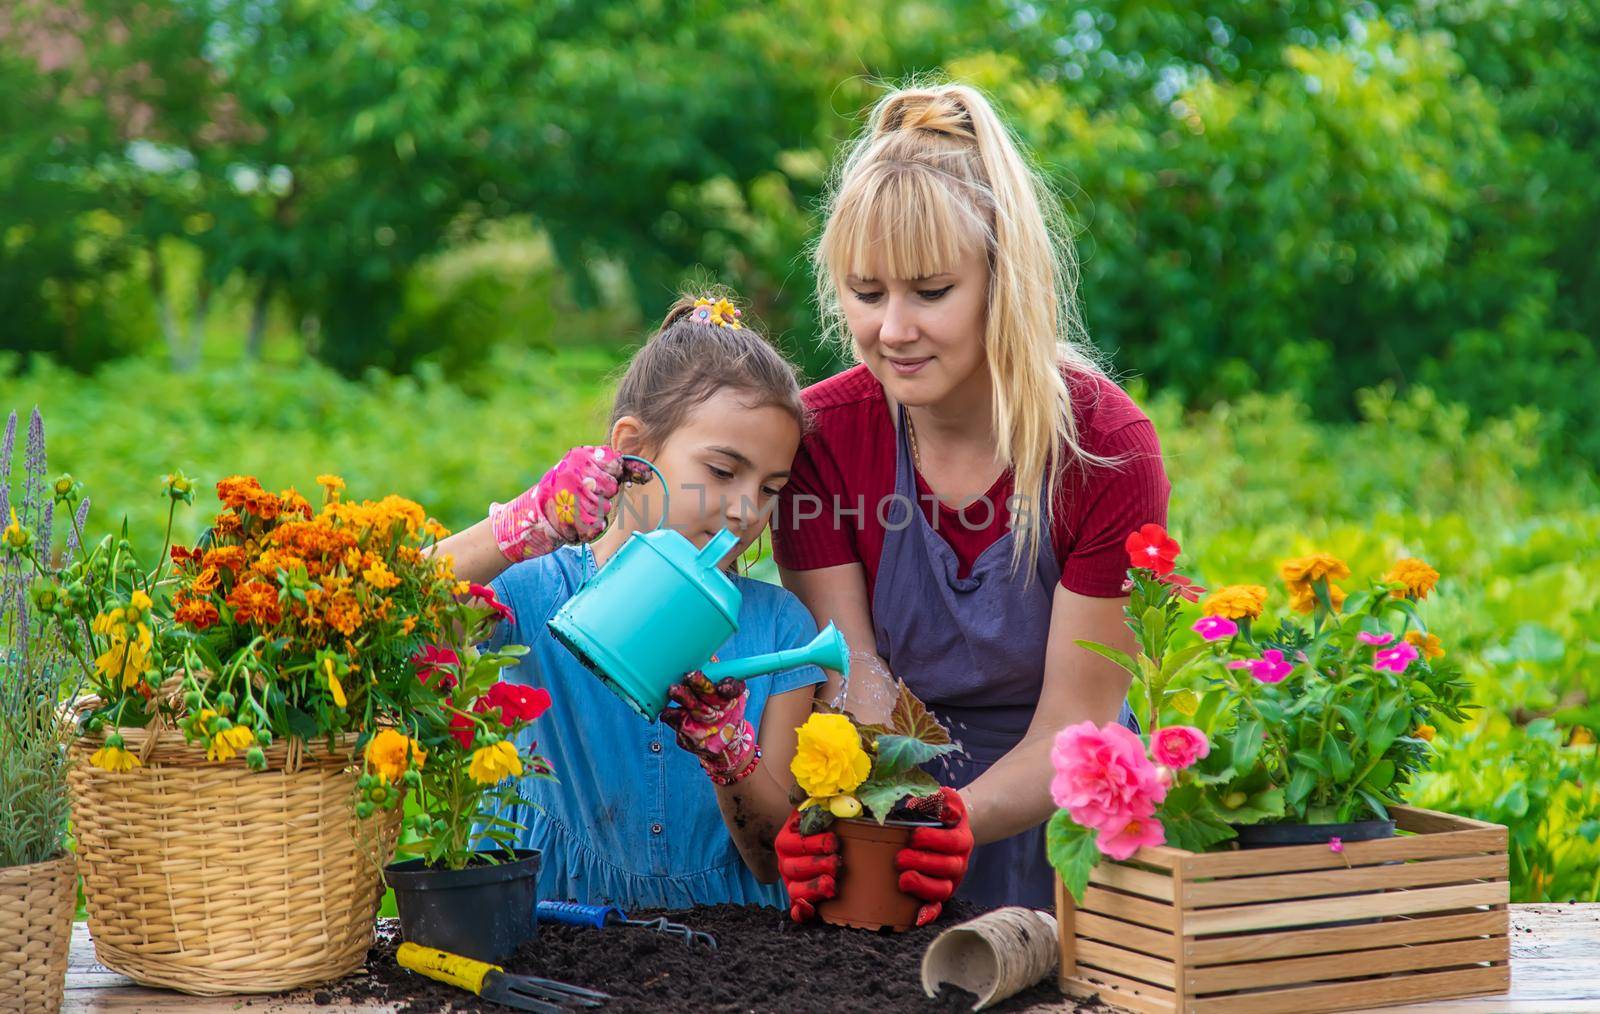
[618,454,669,531]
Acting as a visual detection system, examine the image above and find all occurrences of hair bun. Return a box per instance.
[879,90,974,140]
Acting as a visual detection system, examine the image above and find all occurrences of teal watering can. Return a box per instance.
[547,456,851,720]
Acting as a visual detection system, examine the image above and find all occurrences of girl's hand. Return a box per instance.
[488,446,652,562]
[895,786,974,926]
[775,809,840,922]
[659,672,759,785]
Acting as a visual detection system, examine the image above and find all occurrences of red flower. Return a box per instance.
[474,682,552,727]
[170,545,202,569]
[1159,572,1207,603]
[469,583,515,623]
[412,645,460,691]
[449,712,477,749]
[1125,524,1180,576]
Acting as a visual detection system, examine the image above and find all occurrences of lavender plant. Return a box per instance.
[0,409,88,868]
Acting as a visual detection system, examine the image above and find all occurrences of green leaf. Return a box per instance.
[872,734,957,779]
[1221,786,1287,825]
[883,681,952,745]
[1046,811,1101,904]
[1159,643,1209,680]
[856,769,940,823]
[1362,759,1396,791]
[1287,767,1317,807]
[1158,785,1236,852]
[1074,639,1143,680]
[1355,788,1392,821]
[1324,736,1355,780]
[1231,718,1263,770]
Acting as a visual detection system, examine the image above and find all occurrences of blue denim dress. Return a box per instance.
[481,545,824,910]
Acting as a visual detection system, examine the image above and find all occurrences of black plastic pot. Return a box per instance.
[385,848,541,962]
[1231,818,1395,849]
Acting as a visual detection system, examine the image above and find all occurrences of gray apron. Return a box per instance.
[871,405,1136,909]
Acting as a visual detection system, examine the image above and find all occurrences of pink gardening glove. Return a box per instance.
[659,671,759,786]
[488,446,651,563]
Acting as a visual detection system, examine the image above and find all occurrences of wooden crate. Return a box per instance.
[1055,806,1511,1013]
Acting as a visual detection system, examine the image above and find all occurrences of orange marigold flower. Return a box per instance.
[1405,630,1445,660]
[1384,558,1440,600]
[316,474,345,500]
[1279,554,1351,587]
[192,566,222,596]
[363,559,401,590]
[279,487,314,520]
[400,616,417,636]
[1202,585,1269,620]
[217,475,266,512]
[171,545,203,569]
[423,519,450,540]
[213,511,243,538]
[245,488,282,520]
[325,592,362,636]
[395,545,421,565]
[1289,581,1347,615]
[202,546,246,574]
[227,580,283,627]
[173,591,220,630]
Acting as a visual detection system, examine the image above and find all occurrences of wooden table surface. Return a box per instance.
[62,905,1599,1012]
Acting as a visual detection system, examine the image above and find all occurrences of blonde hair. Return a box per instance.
[815,82,1119,573]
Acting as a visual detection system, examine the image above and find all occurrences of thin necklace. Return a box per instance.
[906,410,922,471]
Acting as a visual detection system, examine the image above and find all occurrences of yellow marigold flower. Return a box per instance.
[325,592,362,636]
[400,616,418,636]
[365,729,424,783]
[317,474,346,499]
[423,519,450,540]
[1384,558,1440,600]
[790,713,871,799]
[1279,554,1351,586]
[323,657,348,708]
[89,743,140,773]
[362,559,401,590]
[207,724,256,763]
[469,740,523,785]
[1289,581,1347,615]
[1202,585,1269,620]
[1414,724,1436,742]
[1405,630,1445,660]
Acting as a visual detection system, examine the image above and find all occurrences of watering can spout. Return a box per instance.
[700,623,851,683]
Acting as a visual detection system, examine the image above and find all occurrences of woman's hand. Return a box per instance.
[659,672,759,785]
[488,446,652,562]
[895,785,974,926]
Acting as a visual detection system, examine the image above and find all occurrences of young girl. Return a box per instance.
[435,294,823,909]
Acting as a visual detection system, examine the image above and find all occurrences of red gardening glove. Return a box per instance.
[775,810,840,923]
[895,786,973,926]
[658,672,759,785]
[488,446,652,562]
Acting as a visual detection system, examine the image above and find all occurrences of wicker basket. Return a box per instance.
[67,724,399,995]
[0,854,76,1013]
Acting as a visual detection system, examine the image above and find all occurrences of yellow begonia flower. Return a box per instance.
[365,728,424,782]
[1384,558,1440,600]
[1201,585,1269,620]
[790,713,871,800]
[89,744,140,773]
[469,740,523,785]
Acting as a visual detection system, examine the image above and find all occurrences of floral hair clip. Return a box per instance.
[691,296,743,330]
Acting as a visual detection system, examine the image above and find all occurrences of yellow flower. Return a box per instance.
[1405,630,1445,660]
[1384,558,1440,600]
[362,559,401,590]
[1279,554,1351,586]
[324,657,348,708]
[1572,727,1596,747]
[316,474,346,501]
[1202,585,1269,620]
[469,740,523,785]
[551,489,577,525]
[2,506,31,549]
[89,744,140,773]
[206,724,256,763]
[1414,724,1436,742]
[365,728,424,782]
[130,589,152,611]
[1289,581,1347,615]
[790,713,871,799]
[92,619,153,689]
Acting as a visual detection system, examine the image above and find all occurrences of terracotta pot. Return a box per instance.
[816,817,935,933]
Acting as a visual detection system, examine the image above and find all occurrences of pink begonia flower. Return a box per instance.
[1051,721,1168,831]
[1228,648,1294,684]
[1328,836,1344,853]
[1150,725,1211,770]
[1358,631,1395,646]
[1374,641,1420,673]
[1096,811,1167,860]
[1192,615,1239,642]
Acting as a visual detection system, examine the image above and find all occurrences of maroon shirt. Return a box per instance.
[772,365,1170,602]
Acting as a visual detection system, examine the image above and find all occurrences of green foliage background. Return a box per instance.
[2,1,1597,901]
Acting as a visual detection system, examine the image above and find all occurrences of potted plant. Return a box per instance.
[25,470,496,995]
[1048,523,1474,898]
[379,615,556,963]
[790,681,958,932]
[0,410,83,1014]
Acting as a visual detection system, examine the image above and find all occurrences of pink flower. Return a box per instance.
[1160,571,1207,603]
[1192,615,1238,642]
[1150,726,1211,770]
[1358,632,1395,646]
[1124,524,1181,576]
[1328,836,1344,853]
[1051,721,1168,831]
[1374,641,1420,673]
[1096,812,1167,860]
[412,645,460,690]
[1228,648,1294,684]
[469,583,515,623]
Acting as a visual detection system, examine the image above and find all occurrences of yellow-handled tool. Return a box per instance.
[396,941,610,1012]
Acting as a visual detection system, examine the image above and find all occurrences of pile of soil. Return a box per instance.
[299,903,1103,1012]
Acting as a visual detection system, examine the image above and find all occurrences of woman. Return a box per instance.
[771,84,1169,916]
